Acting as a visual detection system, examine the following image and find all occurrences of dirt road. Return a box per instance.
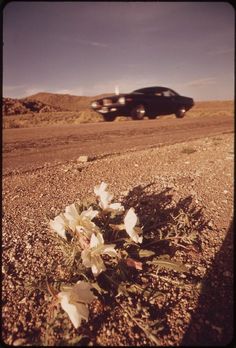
[3,113,233,173]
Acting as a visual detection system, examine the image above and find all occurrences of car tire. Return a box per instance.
[103,114,116,122]
[131,104,146,120]
[175,107,186,118]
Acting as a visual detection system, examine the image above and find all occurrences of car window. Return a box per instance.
[133,87,178,96]
[163,90,174,97]
[133,88,156,94]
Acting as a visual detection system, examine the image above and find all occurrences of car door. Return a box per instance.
[152,91,171,115]
[140,89,164,115]
[161,90,178,114]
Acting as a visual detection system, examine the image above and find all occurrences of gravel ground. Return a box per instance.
[2,132,234,346]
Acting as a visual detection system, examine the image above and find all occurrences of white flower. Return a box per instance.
[58,281,94,329]
[49,213,68,240]
[124,208,143,243]
[94,182,124,214]
[81,232,117,276]
[65,203,98,224]
[107,202,124,214]
[94,181,109,198]
[94,182,113,210]
[64,203,99,238]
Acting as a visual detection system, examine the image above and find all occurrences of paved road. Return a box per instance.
[3,113,233,173]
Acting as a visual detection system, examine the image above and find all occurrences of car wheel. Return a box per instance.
[131,104,146,120]
[175,107,186,118]
[103,114,116,122]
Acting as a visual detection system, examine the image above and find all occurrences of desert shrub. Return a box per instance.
[26,182,209,346]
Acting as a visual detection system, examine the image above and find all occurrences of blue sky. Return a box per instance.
[3,1,235,100]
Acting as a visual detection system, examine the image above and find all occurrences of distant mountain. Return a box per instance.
[3,92,112,115]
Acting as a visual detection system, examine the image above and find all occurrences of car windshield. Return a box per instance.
[132,90,145,94]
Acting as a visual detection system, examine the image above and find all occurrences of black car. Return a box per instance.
[91,86,194,121]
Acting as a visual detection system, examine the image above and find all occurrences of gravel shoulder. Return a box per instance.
[2,132,234,346]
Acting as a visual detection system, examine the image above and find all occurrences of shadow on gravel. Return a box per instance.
[122,184,209,262]
[181,220,234,346]
[123,184,208,240]
[122,185,233,345]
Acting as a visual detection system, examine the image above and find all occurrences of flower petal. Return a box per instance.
[71,281,95,304]
[91,255,106,276]
[74,303,89,321]
[94,182,108,196]
[75,219,100,240]
[102,244,117,257]
[58,281,94,329]
[99,190,113,210]
[124,208,142,243]
[65,203,79,219]
[81,207,98,220]
[81,249,92,268]
[94,182,116,210]
[59,292,82,329]
[124,208,138,231]
[64,204,80,232]
[129,229,143,244]
[49,214,68,239]
[108,202,124,213]
[89,232,104,248]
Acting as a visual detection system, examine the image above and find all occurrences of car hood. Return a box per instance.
[93,93,134,102]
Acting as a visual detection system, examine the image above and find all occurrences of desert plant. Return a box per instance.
[27,181,207,345]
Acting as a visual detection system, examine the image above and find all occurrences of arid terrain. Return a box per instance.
[2,92,233,129]
[2,92,110,128]
[2,99,234,346]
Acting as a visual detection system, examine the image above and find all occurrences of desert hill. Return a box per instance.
[3,92,112,116]
[3,97,63,116]
[26,92,92,112]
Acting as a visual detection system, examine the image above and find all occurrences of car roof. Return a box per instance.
[133,86,171,93]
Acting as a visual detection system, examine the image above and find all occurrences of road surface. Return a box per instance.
[3,113,233,173]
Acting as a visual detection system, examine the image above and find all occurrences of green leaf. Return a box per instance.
[147,259,188,272]
[139,249,156,258]
[148,254,170,262]
[116,282,143,297]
